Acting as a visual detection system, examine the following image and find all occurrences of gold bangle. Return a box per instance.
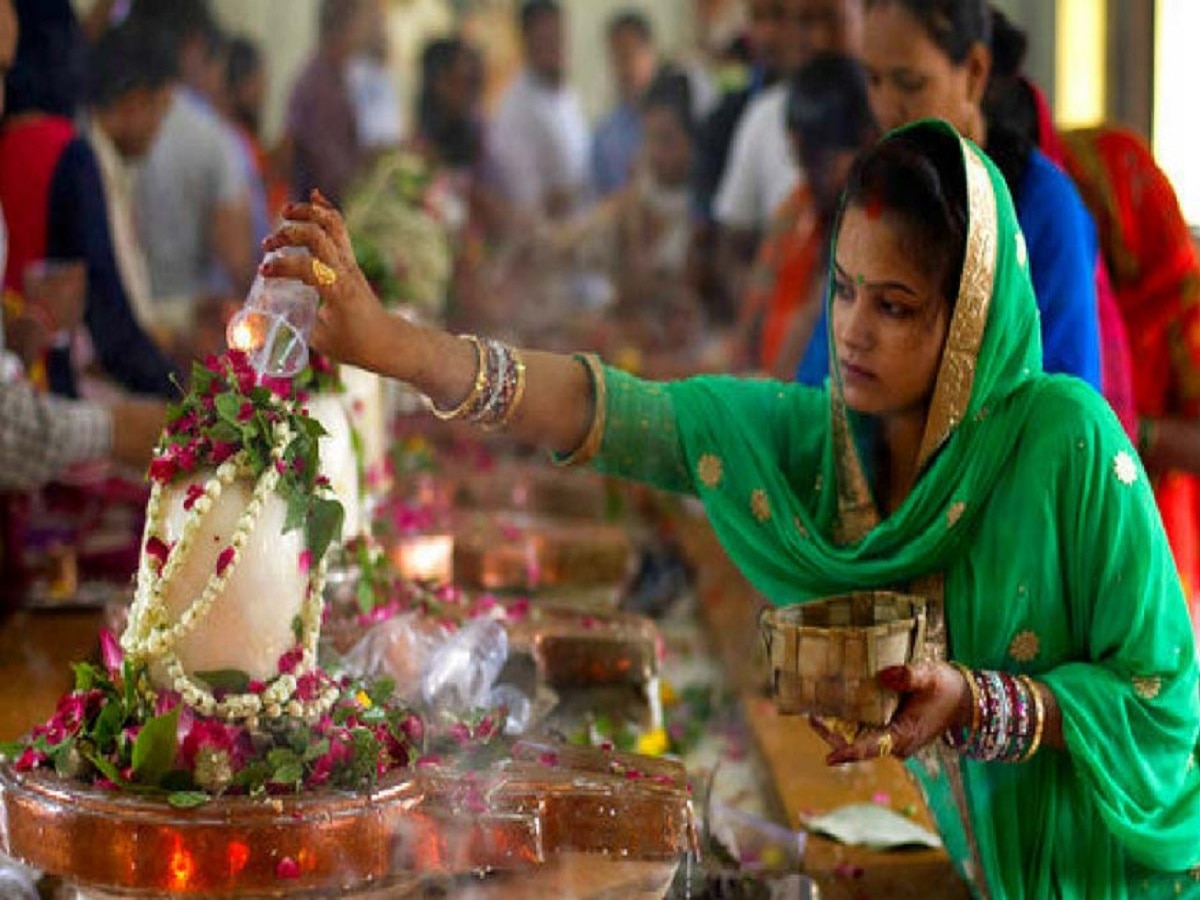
[553,353,607,467]
[428,334,487,421]
[498,350,527,428]
[951,661,981,737]
[1017,675,1045,762]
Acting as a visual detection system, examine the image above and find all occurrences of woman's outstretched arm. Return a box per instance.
[260,193,598,461]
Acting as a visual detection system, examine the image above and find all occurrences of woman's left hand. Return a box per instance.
[810,662,971,765]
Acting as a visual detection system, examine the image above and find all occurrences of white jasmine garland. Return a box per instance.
[124,405,339,726]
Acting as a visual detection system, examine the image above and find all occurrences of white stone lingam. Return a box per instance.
[149,473,307,685]
[306,393,362,539]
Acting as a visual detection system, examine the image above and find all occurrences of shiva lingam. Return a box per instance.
[0,354,694,897]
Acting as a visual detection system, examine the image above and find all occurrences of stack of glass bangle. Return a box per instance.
[945,663,1045,762]
[429,335,526,431]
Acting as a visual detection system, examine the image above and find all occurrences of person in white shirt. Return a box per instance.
[488,0,591,221]
[347,0,403,151]
[713,0,863,300]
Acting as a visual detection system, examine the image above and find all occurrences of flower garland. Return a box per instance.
[122,352,345,725]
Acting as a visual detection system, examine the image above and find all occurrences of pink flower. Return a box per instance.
[294,671,324,703]
[298,550,312,576]
[275,857,300,880]
[183,484,206,511]
[448,722,472,747]
[505,598,530,621]
[216,546,236,577]
[262,376,292,399]
[225,349,249,372]
[416,754,441,769]
[472,716,497,741]
[247,680,266,694]
[291,456,306,474]
[399,714,424,748]
[30,690,104,748]
[306,732,354,787]
[175,444,197,473]
[538,752,559,768]
[180,719,248,792]
[148,455,177,484]
[99,629,123,675]
[14,747,47,771]
[145,536,172,570]
[154,690,182,716]
[167,410,197,437]
[211,441,238,464]
[315,475,331,488]
[277,647,304,675]
[237,401,256,423]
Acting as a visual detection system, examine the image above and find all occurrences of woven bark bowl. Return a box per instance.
[761,592,927,725]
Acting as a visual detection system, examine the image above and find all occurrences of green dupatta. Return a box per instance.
[587,121,1200,897]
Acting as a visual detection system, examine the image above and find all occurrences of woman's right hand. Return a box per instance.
[260,191,404,375]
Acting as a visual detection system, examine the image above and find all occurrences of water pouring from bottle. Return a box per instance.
[226,247,320,378]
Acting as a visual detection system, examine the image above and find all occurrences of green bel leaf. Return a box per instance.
[131,706,180,787]
[306,497,345,563]
[168,791,211,809]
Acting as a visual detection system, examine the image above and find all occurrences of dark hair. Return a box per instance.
[6,0,87,119]
[126,0,217,62]
[865,0,990,63]
[979,6,1036,183]
[319,0,366,37]
[519,0,560,33]
[843,124,968,307]
[786,54,873,161]
[640,67,694,136]
[981,7,1034,187]
[87,20,176,108]
[608,9,653,43]
[226,35,262,93]
[417,37,482,167]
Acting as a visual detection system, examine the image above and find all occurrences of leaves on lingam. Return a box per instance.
[131,706,180,785]
[147,352,344,570]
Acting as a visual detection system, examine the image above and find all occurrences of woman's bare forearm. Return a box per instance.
[357,315,594,458]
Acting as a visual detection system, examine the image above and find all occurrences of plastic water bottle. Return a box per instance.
[226,248,320,378]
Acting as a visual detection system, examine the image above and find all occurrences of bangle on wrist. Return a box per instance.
[428,334,487,421]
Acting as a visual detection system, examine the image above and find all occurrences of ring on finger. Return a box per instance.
[877,732,895,758]
[312,258,337,288]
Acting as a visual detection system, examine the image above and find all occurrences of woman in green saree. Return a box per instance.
[265,119,1200,898]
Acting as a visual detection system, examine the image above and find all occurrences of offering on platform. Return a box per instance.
[0,353,694,897]
[508,604,662,689]
[452,512,634,594]
[760,592,927,726]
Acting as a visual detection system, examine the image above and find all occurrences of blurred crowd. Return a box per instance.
[0,0,1198,602]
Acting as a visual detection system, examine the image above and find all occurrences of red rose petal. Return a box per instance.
[216,546,236,577]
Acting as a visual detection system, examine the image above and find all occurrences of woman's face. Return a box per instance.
[831,206,950,417]
[436,52,481,119]
[643,106,693,187]
[862,2,988,139]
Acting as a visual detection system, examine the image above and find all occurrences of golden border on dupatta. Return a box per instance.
[915,138,999,472]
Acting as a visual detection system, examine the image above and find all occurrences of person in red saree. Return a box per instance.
[1058,125,1200,624]
[737,53,874,379]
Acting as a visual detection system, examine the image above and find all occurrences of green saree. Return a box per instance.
[581,121,1200,898]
